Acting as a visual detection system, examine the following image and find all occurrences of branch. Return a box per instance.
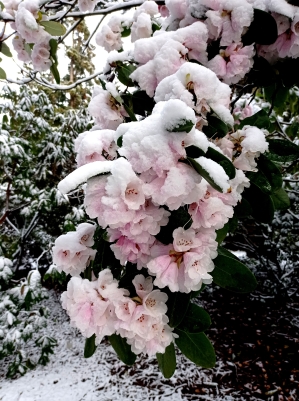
[82,15,106,53]
[49,0,165,19]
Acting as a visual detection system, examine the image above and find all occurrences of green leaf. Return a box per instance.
[185,145,206,158]
[117,135,123,147]
[131,90,155,116]
[0,66,6,79]
[167,119,194,133]
[243,184,275,223]
[271,187,290,210]
[175,330,216,368]
[264,83,289,111]
[84,334,97,358]
[156,343,176,378]
[212,254,257,293]
[188,157,225,193]
[121,26,131,37]
[216,221,230,244]
[109,334,136,365]
[257,154,282,191]
[0,42,12,57]
[166,292,191,328]
[178,303,211,333]
[123,104,137,121]
[234,198,253,218]
[202,115,229,139]
[267,139,299,163]
[217,246,238,260]
[205,147,236,179]
[50,63,60,84]
[49,38,58,64]
[242,9,278,46]
[246,170,272,194]
[239,109,270,130]
[40,21,66,36]
[115,63,136,87]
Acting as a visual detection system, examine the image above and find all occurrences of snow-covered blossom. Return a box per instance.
[15,0,48,44]
[155,62,234,127]
[230,126,269,171]
[131,1,159,42]
[88,83,127,130]
[96,15,125,52]
[75,129,117,167]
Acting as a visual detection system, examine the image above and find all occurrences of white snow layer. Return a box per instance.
[58,161,114,194]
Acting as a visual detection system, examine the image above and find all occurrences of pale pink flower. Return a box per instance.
[15,0,48,44]
[203,0,254,46]
[78,0,96,12]
[189,191,234,230]
[88,85,126,130]
[52,231,96,277]
[76,223,96,247]
[208,43,255,85]
[110,235,154,268]
[12,36,31,62]
[31,38,52,72]
[132,275,154,298]
[96,24,122,52]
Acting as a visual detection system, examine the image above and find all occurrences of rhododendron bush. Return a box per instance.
[1,0,299,378]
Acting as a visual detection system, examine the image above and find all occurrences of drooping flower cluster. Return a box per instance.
[61,270,174,355]
[51,0,286,358]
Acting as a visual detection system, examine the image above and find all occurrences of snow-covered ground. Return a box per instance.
[0,291,247,401]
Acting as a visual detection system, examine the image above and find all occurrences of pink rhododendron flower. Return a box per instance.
[147,227,216,293]
[31,38,52,72]
[208,43,255,85]
[88,84,126,130]
[52,225,96,276]
[203,0,254,46]
[78,0,96,12]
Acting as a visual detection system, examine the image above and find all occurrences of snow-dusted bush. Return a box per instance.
[1,0,299,379]
[0,263,56,377]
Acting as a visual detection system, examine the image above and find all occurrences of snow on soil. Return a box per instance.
[0,291,247,401]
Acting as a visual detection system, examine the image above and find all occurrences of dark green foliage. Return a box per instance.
[175,330,216,368]
[84,335,97,358]
[109,334,136,365]
[156,343,176,378]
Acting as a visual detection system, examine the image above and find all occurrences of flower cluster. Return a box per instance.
[61,270,174,355]
[52,0,287,358]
